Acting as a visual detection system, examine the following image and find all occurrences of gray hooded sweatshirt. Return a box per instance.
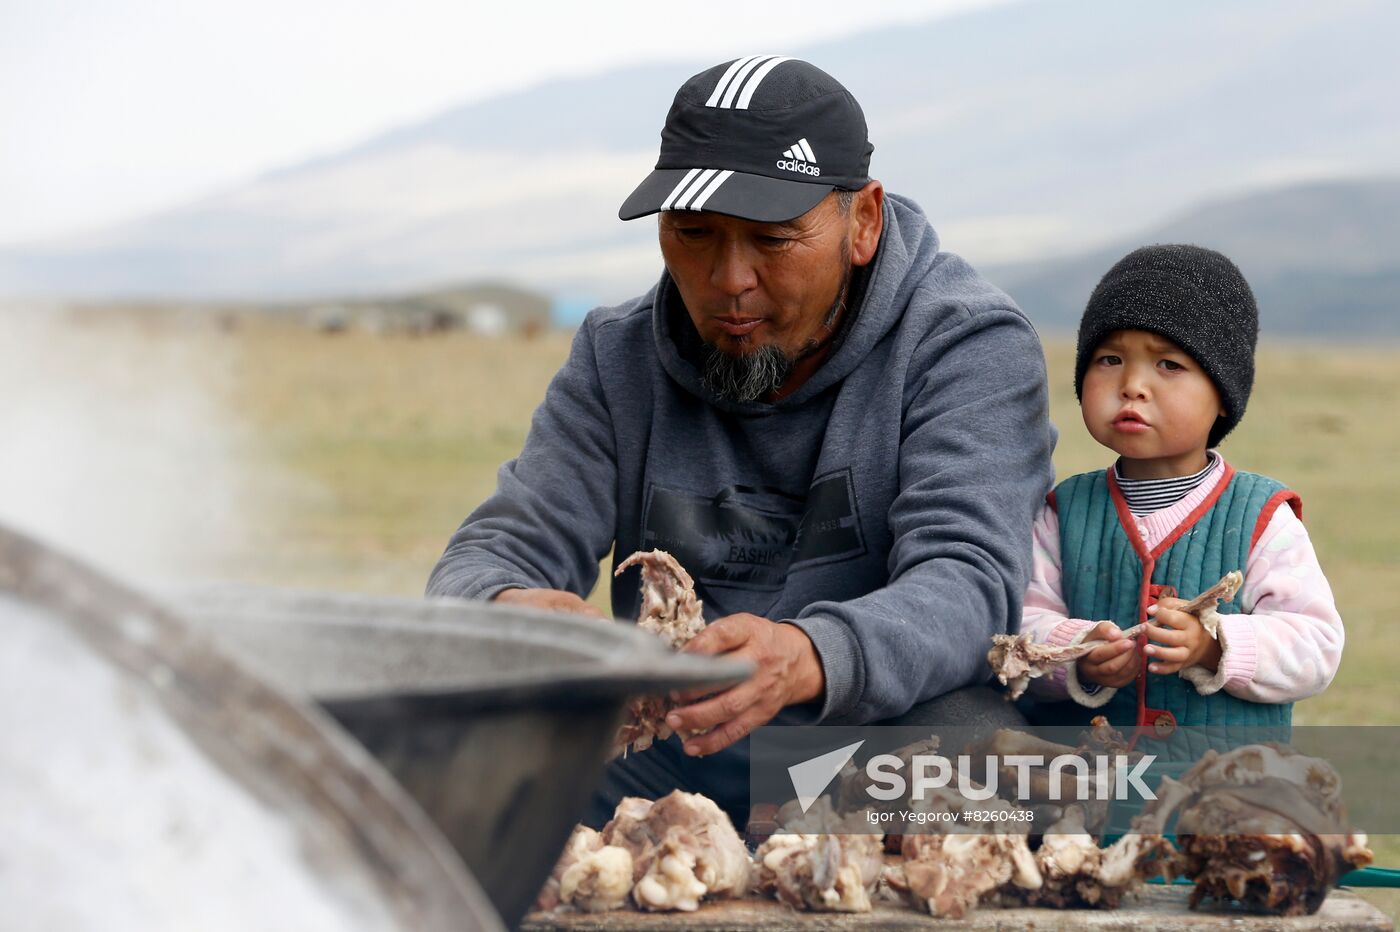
[428,193,1055,734]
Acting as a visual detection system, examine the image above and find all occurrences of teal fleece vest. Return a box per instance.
[1045,463,1299,758]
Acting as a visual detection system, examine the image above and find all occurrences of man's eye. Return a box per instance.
[674,228,707,239]
[759,235,790,246]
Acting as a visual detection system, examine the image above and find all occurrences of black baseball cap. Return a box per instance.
[619,56,873,223]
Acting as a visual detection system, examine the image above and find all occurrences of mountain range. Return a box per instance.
[1,0,1396,337]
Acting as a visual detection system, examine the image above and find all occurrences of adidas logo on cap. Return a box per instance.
[777,138,820,176]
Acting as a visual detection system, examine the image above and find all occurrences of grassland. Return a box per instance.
[215,320,1400,729]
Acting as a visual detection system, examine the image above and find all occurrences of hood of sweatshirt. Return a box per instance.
[651,193,940,415]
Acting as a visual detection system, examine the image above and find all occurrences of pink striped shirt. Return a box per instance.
[1021,455,1344,706]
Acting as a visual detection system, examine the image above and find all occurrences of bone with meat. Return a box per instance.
[1132,743,1372,916]
[754,798,886,912]
[1014,804,1178,909]
[611,550,708,754]
[533,825,633,912]
[605,790,751,911]
[988,570,1243,699]
[881,787,1042,919]
[538,790,751,913]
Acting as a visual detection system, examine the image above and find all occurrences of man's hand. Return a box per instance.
[664,614,824,757]
[492,587,608,620]
[1144,597,1222,675]
[1076,621,1140,689]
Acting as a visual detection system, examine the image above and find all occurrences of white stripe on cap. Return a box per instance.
[705,55,764,108]
[719,55,776,108]
[674,169,719,209]
[734,56,792,109]
[797,137,816,161]
[687,170,734,210]
[661,168,704,210]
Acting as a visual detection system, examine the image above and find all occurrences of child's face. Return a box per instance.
[1081,329,1225,479]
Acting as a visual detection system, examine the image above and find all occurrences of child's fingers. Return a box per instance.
[1088,621,1123,641]
[1092,646,1138,676]
[1146,645,1189,673]
[1144,623,1190,647]
[1084,639,1134,664]
[1147,606,1198,631]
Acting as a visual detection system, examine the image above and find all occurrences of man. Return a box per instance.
[428,56,1056,828]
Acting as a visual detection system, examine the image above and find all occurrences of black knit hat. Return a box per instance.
[1074,244,1258,448]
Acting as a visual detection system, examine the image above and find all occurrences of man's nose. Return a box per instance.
[709,240,758,296]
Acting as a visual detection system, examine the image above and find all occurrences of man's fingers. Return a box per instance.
[666,678,763,735]
[681,616,753,655]
[671,684,721,705]
[495,588,609,619]
[681,704,773,757]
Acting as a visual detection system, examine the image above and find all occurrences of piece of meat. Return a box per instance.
[1021,804,1177,909]
[559,844,634,912]
[612,550,708,754]
[756,833,885,912]
[645,791,752,900]
[600,796,659,880]
[632,827,713,911]
[889,788,1041,919]
[603,791,750,911]
[534,824,604,911]
[898,829,1042,919]
[545,791,752,914]
[988,571,1242,699]
[616,549,706,646]
[988,635,1115,700]
[1132,743,1372,916]
[754,798,885,913]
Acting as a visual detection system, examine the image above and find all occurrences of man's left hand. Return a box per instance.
[663,614,824,757]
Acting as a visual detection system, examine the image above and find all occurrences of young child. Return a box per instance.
[1020,244,1343,736]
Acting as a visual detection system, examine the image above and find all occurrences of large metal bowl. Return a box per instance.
[165,584,751,928]
[0,524,505,931]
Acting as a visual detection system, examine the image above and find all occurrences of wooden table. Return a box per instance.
[524,886,1391,930]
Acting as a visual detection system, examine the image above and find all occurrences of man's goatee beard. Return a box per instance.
[700,342,794,404]
[697,239,852,404]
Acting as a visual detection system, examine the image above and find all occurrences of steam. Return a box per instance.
[0,304,266,584]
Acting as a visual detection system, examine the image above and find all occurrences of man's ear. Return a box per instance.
[849,180,885,267]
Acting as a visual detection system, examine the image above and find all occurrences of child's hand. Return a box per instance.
[1144,598,1223,675]
[1076,621,1139,688]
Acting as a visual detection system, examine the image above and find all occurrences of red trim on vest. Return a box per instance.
[1149,461,1237,560]
[1250,490,1303,552]
[1105,469,1152,564]
[1046,490,1058,514]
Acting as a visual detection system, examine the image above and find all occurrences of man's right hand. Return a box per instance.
[1075,621,1139,689]
[492,587,609,620]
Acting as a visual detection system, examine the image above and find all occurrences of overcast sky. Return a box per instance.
[0,0,1011,247]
